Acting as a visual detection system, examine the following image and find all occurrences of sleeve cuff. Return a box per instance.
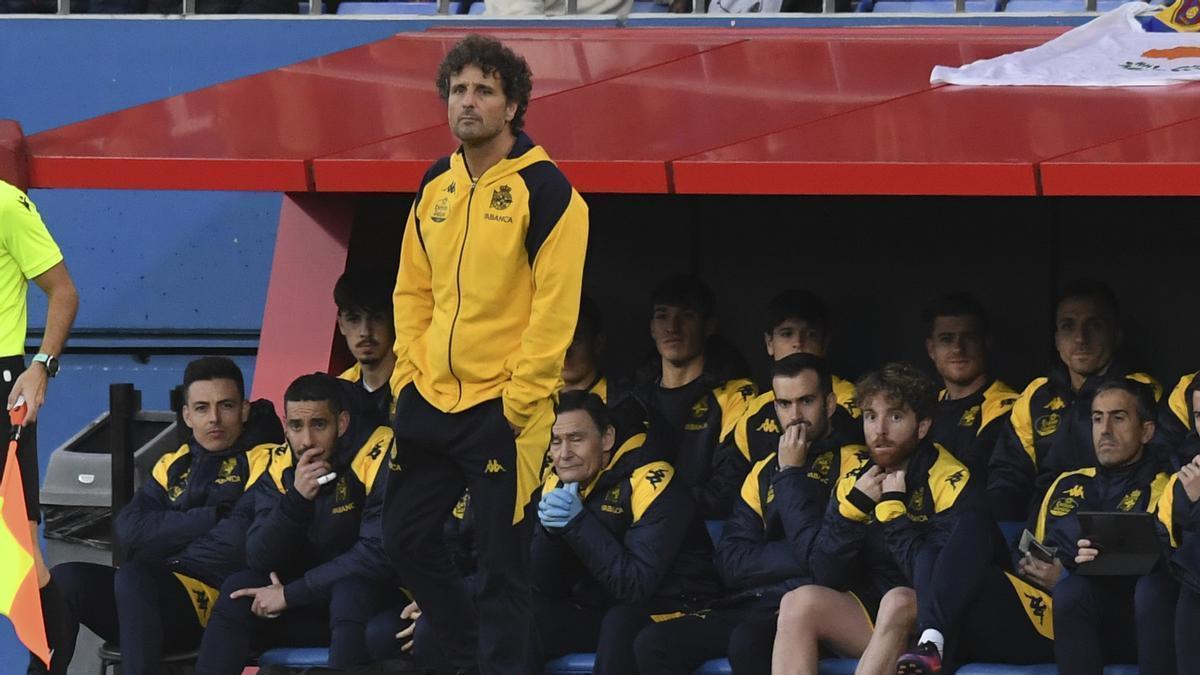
[840,488,876,522]
[283,578,315,608]
[280,487,315,522]
[875,493,907,523]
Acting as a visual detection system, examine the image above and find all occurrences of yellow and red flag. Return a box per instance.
[0,405,49,667]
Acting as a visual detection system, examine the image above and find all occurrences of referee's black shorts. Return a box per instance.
[0,355,40,523]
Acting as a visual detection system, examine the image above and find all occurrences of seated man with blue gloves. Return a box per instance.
[528,390,722,674]
[194,373,398,674]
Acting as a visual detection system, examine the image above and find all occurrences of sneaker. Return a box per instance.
[896,641,942,674]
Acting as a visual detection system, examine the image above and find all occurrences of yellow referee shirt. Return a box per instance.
[0,181,63,357]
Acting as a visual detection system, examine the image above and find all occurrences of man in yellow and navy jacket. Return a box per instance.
[773,363,974,675]
[196,374,396,674]
[381,35,588,675]
[615,274,756,520]
[1164,454,1200,672]
[896,378,1171,675]
[635,353,862,675]
[529,391,722,675]
[1038,379,1174,675]
[334,270,399,425]
[987,280,1162,521]
[1155,369,1199,462]
[730,289,861,467]
[34,357,282,675]
[923,293,1017,481]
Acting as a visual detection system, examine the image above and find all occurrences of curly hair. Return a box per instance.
[436,34,533,135]
[855,362,938,421]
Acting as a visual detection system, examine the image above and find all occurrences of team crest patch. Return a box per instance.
[808,451,834,482]
[1050,497,1078,517]
[453,493,470,519]
[490,185,513,210]
[431,197,449,223]
[215,457,242,485]
[1118,489,1143,511]
[1035,413,1060,437]
[959,405,981,427]
[167,470,189,501]
[908,487,926,512]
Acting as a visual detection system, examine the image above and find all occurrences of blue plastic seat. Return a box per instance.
[865,0,996,11]
[256,647,330,667]
[999,0,1078,10]
[545,653,596,674]
[818,658,861,674]
[631,0,669,9]
[337,1,460,12]
[705,519,725,546]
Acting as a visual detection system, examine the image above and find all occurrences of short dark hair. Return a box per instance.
[856,362,938,421]
[1057,279,1119,323]
[183,357,245,402]
[283,373,345,416]
[554,390,610,434]
[1094,379,1156,425]
[765,290,830,336]
[576,294,604,343]
[436,35,533,135]
[772,352,832,396]
[651,275,716,322]
[922,292,990,338]
[333,272,393,316]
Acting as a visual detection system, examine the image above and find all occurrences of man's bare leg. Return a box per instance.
[772,586,874,675]
[855,587,916,675]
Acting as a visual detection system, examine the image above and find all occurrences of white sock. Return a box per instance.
[919,628,945,657]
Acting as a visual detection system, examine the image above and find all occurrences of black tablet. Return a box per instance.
[1075,511,1161,577]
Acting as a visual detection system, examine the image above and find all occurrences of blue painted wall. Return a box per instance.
[0,16,436,665]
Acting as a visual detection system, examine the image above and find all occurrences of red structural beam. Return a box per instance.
[23,27,1200,197]
[1040,115,1200,196]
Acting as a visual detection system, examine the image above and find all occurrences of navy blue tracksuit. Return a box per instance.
[195,415,396,674]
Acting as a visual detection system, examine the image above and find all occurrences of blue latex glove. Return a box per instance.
[537,482,583,530]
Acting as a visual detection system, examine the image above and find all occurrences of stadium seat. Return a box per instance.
[631,0,669,9]
[545,653,596,674]
[958,666,1137,674]
[860,0,998,12]
[98,643,197,674]
[337,1,461,12]
[818,658,861,674]
[705,519,725,546]
[256,647,330,668]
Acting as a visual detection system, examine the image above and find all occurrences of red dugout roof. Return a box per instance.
[24,27,1200,196]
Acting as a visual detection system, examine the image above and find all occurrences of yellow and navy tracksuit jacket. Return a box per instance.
[390,132,588,432]
[245,420,395,608]
[811,442,973,608]
[1157,370,1199,462]
[730,374,863,465]
[338,362,400,424]
[113,400,283,622]
[1030,454,1171,570]
[715,432,864,608]
[530,437,722,608]
[624,374,757,520]
[1162,471,1200,592]
[930,378,1017,481]
[986,361,1162,521]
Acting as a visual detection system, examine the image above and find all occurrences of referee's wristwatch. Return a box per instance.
[32,353,60,378]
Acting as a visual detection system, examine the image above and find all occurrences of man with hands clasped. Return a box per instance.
[634,353,865,675]
[527,391,721,674]
[194,374,398,674]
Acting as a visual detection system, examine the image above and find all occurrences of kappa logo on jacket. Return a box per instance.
[485,459,506,474]
[757,418,780,434]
